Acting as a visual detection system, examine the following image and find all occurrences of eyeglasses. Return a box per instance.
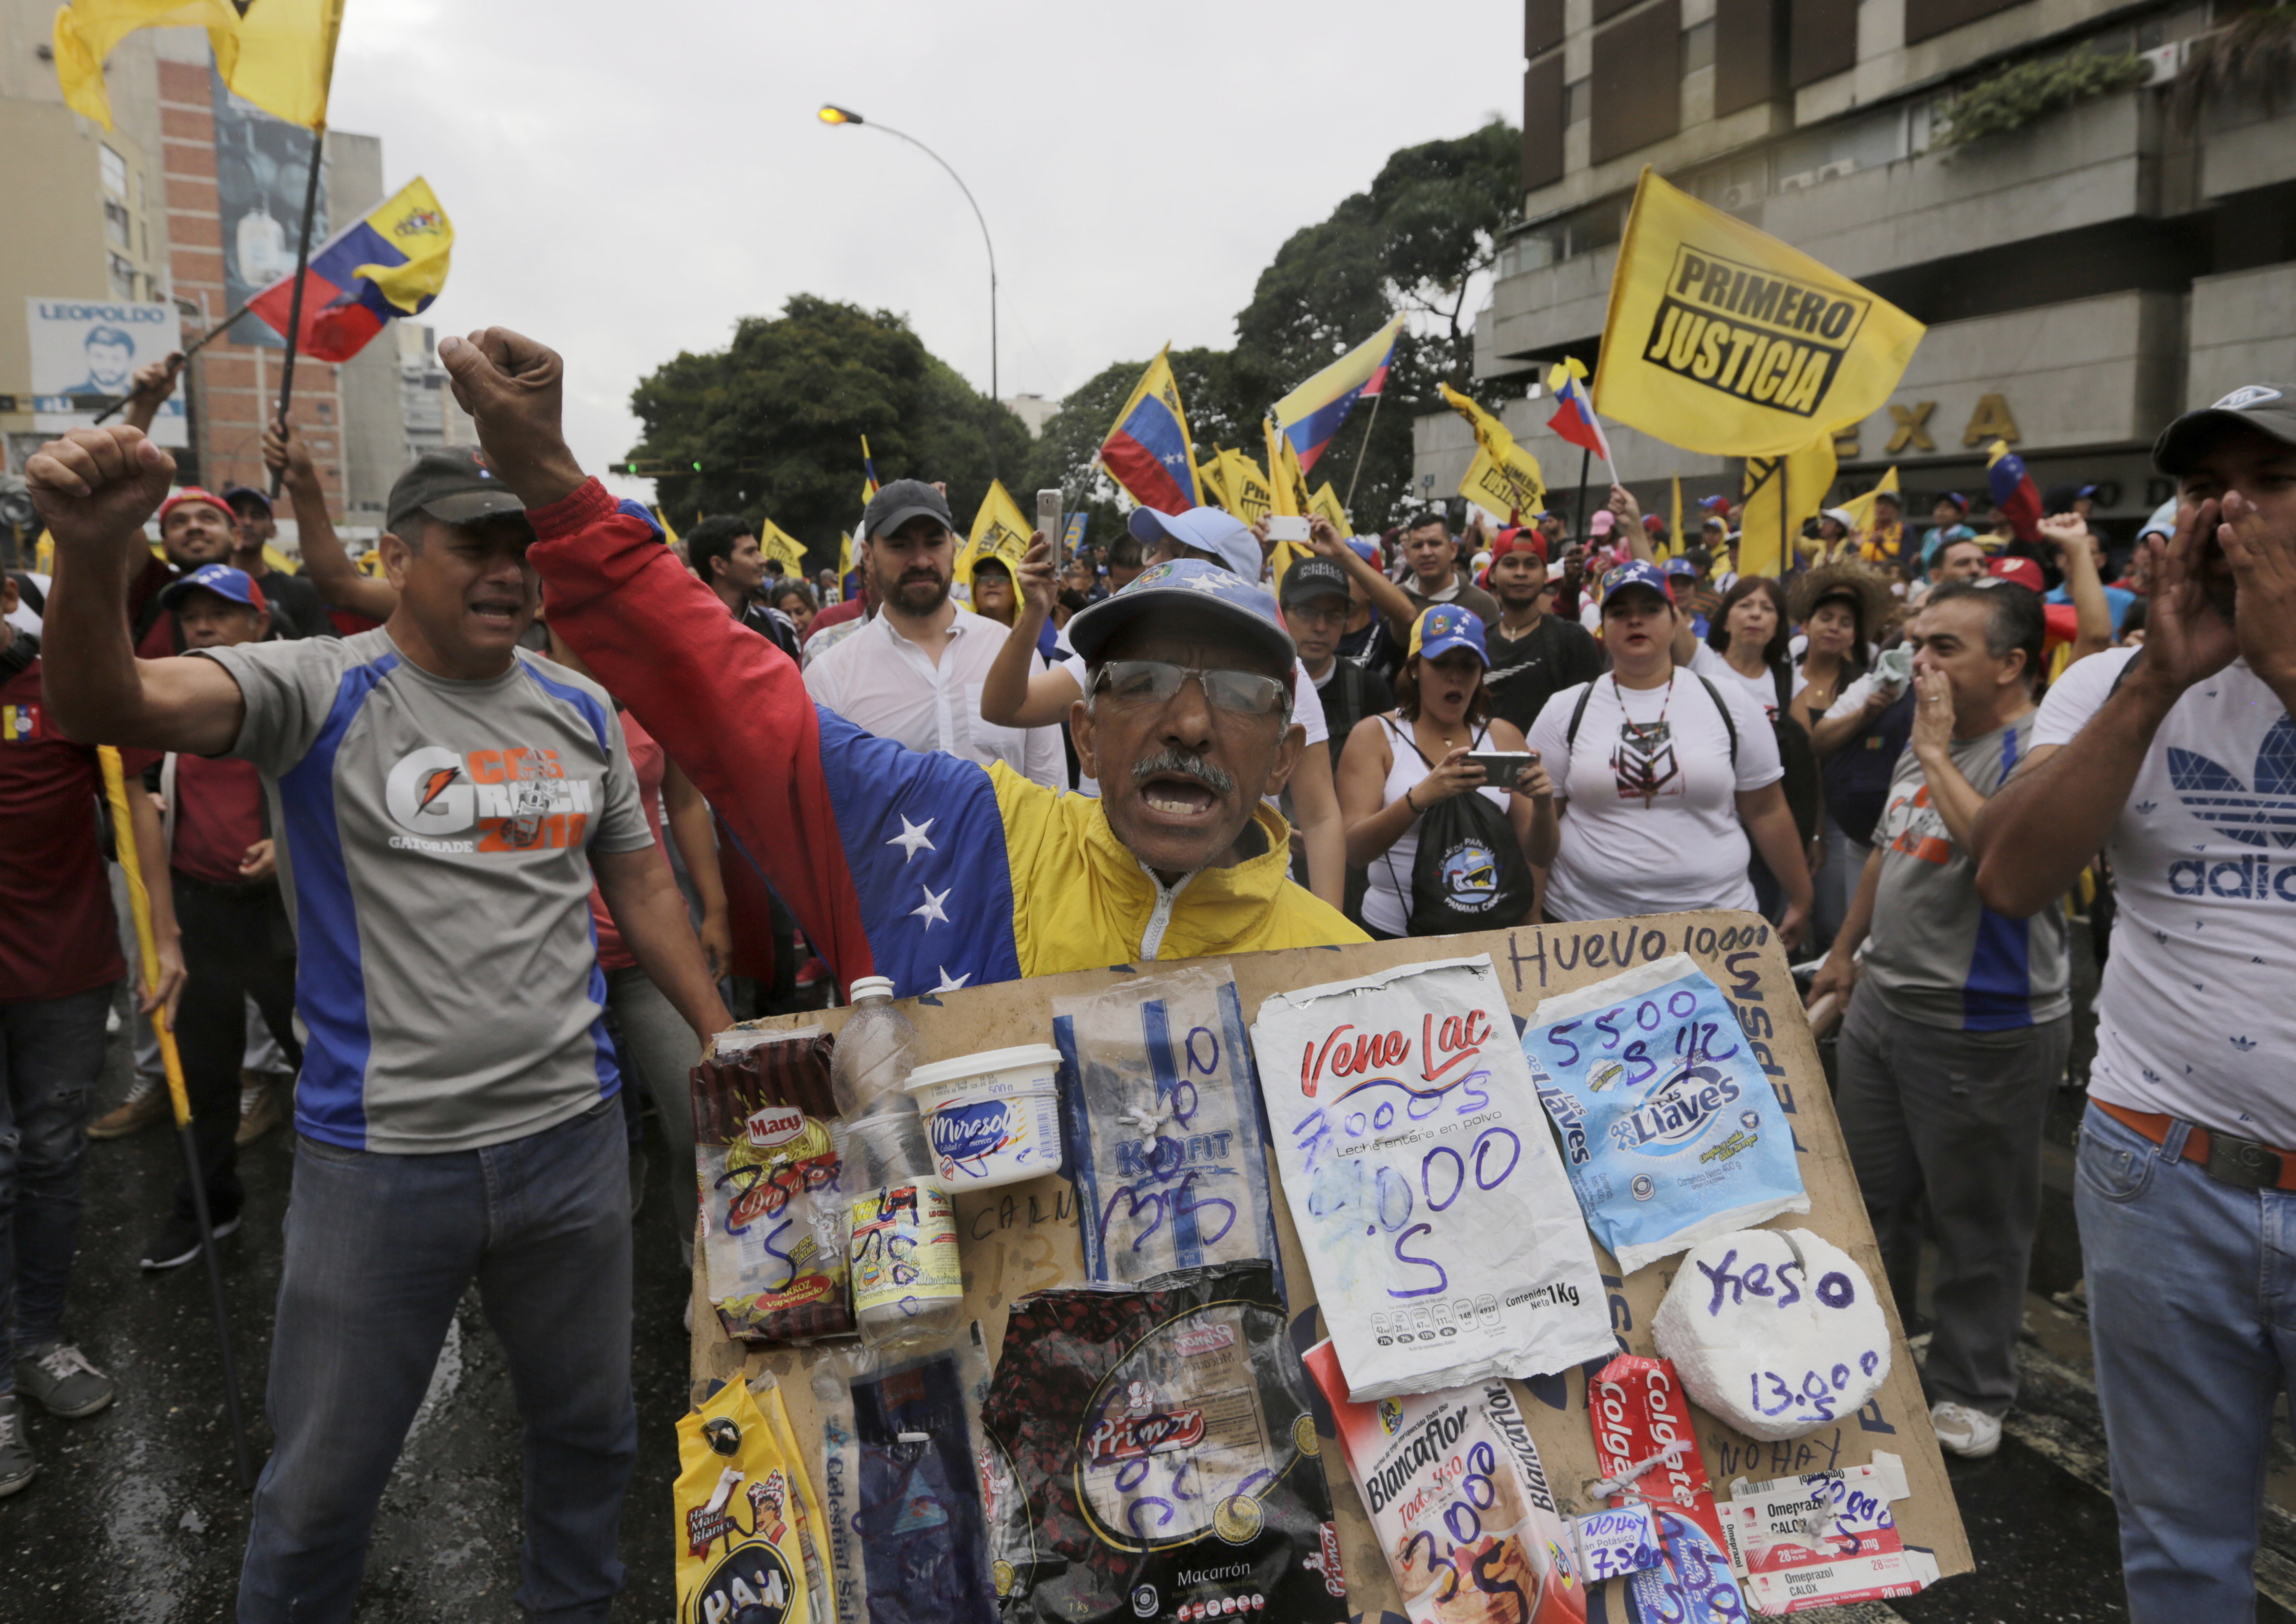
[1090,659,1292,719]
[1284,601,1348,629]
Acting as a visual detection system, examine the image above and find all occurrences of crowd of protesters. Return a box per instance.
[0,328,2289,1624]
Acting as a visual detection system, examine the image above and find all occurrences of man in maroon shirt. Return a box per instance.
[0,593,179,1494]
[135,566,302,1274]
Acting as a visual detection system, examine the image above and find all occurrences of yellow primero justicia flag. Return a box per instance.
[1594,168,1924,459]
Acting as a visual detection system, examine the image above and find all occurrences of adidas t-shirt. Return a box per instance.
[1526,672,1782,922]
[197,630,655,1154]
[2032,648,2296,1144]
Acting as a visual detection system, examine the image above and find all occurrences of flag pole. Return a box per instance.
[1340,388,1388,517]
[98,748,254,1492]
[1570,447,1592,545]
[267,122,327,500]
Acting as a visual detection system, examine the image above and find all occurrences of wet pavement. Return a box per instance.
[4,968,2294,1623]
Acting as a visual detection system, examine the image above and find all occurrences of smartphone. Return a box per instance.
[1037,489,1063,568]
[1464,751,1536,790]
[1266,514,1311,543]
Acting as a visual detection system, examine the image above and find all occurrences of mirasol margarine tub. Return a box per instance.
[902,1044,1065,1191]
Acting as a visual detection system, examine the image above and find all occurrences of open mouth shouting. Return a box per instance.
[468,592,526,635]
[1132,748,1236,824]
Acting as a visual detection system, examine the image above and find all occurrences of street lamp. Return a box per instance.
[818,103,1001,478]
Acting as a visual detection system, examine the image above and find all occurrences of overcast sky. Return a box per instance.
[323,0,1523,501]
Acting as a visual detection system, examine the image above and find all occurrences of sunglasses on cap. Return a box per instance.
[1089,659,1292,719]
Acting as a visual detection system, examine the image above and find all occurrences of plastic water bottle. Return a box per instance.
[831,979,961,1351]
[832,977,919,1118]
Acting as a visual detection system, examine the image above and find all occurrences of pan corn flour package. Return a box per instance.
[1523,956,1806,1274]
[1249,955,1615,1401]
[675,1377,825,1624]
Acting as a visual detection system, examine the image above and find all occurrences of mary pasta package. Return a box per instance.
[1523,955,1807,1274]
[1249,955,1614,1402]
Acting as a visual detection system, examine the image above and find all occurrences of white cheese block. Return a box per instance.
[1651,1228,1891,1442]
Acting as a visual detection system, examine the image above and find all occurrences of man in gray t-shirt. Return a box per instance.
[1808,581,2066,1464]
[32,426,729,1619]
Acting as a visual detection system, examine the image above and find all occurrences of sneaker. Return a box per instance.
[1930,1401,2003,1459]
[87,1075,169,1140]
[0,1396,35,1496]
[12,1341,114,1420]
[236,1079,284,1148]
[139,1211,241,1272]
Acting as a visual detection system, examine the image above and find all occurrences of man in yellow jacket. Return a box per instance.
[439,327,1361,993]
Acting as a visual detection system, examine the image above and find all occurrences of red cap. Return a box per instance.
[1488,527,1548,564]
[158,487,235,527]
[1641,513,1665,532]
[1988,556,2045,593]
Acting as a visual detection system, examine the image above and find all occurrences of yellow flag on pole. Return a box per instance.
[651,505,682,552]
[958,480,1033,584]
[1196,458,1231,514]
[1737,435,1838,579]
[1593,167,1925,459]
[1215,450,1272,525]
[1668,476,1683,560]
[1439,384,1546,520]
[1263,419,1309,519]
[758,520,808,575]
[54,0,343,130]
[1307,483,1349,533]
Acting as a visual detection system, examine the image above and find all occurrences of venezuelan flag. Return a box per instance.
[249,177,452,363]
[1986,440,2042,544]
[1099,347,1200,514]
[1272,313,1404,474]
[1545,356,1613,465]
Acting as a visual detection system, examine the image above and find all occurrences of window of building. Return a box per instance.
[100,145,127,199]
[108,254,137,301]
[104,198,132,250]
[1683,18,1718,71]
[1565,76,1592,125]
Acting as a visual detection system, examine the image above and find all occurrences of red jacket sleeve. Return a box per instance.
[526,478,873,990]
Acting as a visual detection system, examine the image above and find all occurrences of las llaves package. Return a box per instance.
[686,917,1972,1623]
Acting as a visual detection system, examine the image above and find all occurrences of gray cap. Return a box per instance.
[386,448,526,534]
[2153,384,2296,476]
[864,478,956,542]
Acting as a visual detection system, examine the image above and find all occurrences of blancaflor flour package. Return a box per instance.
[1249,955,1616,1401]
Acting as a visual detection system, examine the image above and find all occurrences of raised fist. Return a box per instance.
[24,425,176,558]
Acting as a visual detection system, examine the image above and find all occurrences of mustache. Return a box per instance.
[1132,749,1235,796]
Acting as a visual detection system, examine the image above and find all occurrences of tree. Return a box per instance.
[626,295,1030,569]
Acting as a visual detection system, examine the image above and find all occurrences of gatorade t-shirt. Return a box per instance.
[195,629,655,1153]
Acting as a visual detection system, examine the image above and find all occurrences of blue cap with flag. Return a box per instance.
[1126,505,1262,582]
[159,562,267,614]
[1602,558,1676,603]
[1065,558,1294,668]
[1408,604,1488,666]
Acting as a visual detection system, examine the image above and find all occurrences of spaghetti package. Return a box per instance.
[692,1026,854,1343]
[1524,956,1807,1274]
[1302,1340,1586,1624]
[1248,955,1615,1401]
[979,1262,1347,1624]
[674,1378,817,1624]
[1053,965,1286,1289]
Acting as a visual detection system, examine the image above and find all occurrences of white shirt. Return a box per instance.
[1689,642,1805,723]
[806,607,1065,789]
[2034,648,2296,1144]
[1056,652,1326,801]
[1526,669,1783,922]
[5,572,47,637]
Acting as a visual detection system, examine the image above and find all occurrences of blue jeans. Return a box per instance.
[2077,1102,2296,1621]
[0,987,113,1390]
[238,1100,636,1623]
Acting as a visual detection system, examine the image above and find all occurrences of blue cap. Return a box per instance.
[1065,557,1294,667]
[615,498,666,543]
[1408,604,1488,666]
[1698,494,1729,511]
[1126,505,1261,582]
[1662,555,1697,577]
[159,563,266,614]
[1602,559,1676,604]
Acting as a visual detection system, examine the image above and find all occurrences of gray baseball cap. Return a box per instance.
[864,478,956,541]
[2153,384,2296,477]
[386,448,526,534]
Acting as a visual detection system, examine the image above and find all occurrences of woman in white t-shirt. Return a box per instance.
[1338,606,1548,939]
[1528,561,1815,943]
[1689,575,1801,720]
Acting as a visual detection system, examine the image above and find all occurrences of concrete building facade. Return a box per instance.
[1,7,409,545]
[1423,0,2296,538]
